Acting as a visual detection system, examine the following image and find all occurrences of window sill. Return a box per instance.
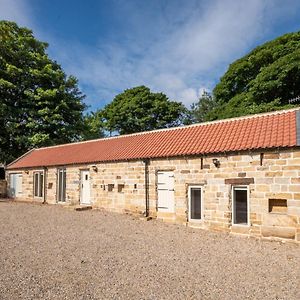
[231,224,250,227]
[189,219,203,223]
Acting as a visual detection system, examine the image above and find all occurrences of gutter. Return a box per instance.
[143,159,150,217]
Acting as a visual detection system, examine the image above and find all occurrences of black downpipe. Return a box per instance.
[143,159,150,217]
[43,167,47,204]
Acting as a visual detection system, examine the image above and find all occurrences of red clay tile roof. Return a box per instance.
[7,108,299,169]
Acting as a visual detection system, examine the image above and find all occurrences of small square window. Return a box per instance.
[269,199,287,214]
[108,184,114,192]
[118,184,125,193]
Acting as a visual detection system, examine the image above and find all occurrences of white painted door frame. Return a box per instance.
[80,170,91,205]
[188,185,203,222]
[9,173,23,198]
[232,186,250,226]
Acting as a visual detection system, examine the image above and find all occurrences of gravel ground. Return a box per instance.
[0,201,299,300]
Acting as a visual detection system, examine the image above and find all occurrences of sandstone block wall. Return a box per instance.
[0,180,7,197]
[6,148,300,242]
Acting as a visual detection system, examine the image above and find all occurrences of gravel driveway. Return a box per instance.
[0,201,299,300]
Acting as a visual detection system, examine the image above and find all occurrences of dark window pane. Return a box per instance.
[234,189,248,224]
[58,170,62,201]
[62,170,66,202]
[39,173,44,197]
[34,173,39,197]
[58,169,66,202]
[190,188,201,219]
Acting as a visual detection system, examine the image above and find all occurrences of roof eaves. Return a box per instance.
[6,148,36,169]
[296,110,300,146]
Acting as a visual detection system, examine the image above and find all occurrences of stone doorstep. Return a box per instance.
[139,216,152,221]
[63,204,92,211]
[74,205,92,211]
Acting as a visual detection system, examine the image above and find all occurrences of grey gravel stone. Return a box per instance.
[0,202,299,300]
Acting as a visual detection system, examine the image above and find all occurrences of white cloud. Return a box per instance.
[50,0,273,108]
[0,0,33,27]
[1,0,300,110]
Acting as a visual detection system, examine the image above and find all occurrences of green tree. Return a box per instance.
[0,21,86,163]
[100,86,189,135]
[190,91,217,123]
[207,31,300,120]
[82,111,105,140]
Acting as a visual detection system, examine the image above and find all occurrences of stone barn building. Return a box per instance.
[6,108,300,243]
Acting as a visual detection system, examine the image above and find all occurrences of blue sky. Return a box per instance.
[1,0,300,111]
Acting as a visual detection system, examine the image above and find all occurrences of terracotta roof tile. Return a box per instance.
[7,108,299,169]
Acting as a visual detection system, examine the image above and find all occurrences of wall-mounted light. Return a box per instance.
[212,158,220,168]
[91,165,98,172]
[24,170,29,174]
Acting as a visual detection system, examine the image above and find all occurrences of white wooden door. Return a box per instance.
[9,173,22,198]
[80,170,91,204]
[157,171,175,212]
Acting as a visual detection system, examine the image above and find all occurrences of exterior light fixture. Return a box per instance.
[212,158,220,167]
[24,170,29,174]
[92,165,98,172]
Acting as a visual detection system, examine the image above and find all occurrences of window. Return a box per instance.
[108,184,114,192]
[57,168,66,202]
[188,186,202,221]
[34,171,44,198]
[118,184,124,193]
[232,186,249,225]
[269,199,287,214]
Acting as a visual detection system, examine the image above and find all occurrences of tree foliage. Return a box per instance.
[0,21,86,163]
[190,91,217,123]
[207,31,300,120]
[100,86,189,135]
[82,112,105,140]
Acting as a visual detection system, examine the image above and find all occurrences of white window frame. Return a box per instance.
[188,185,203,222]
[57,168,67,203]
[33,171,44,198]
[232,186,250,226]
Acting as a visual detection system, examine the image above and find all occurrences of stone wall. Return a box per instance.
[148,150,300,242]
[0,180,7,198]
[6,148,300,242]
